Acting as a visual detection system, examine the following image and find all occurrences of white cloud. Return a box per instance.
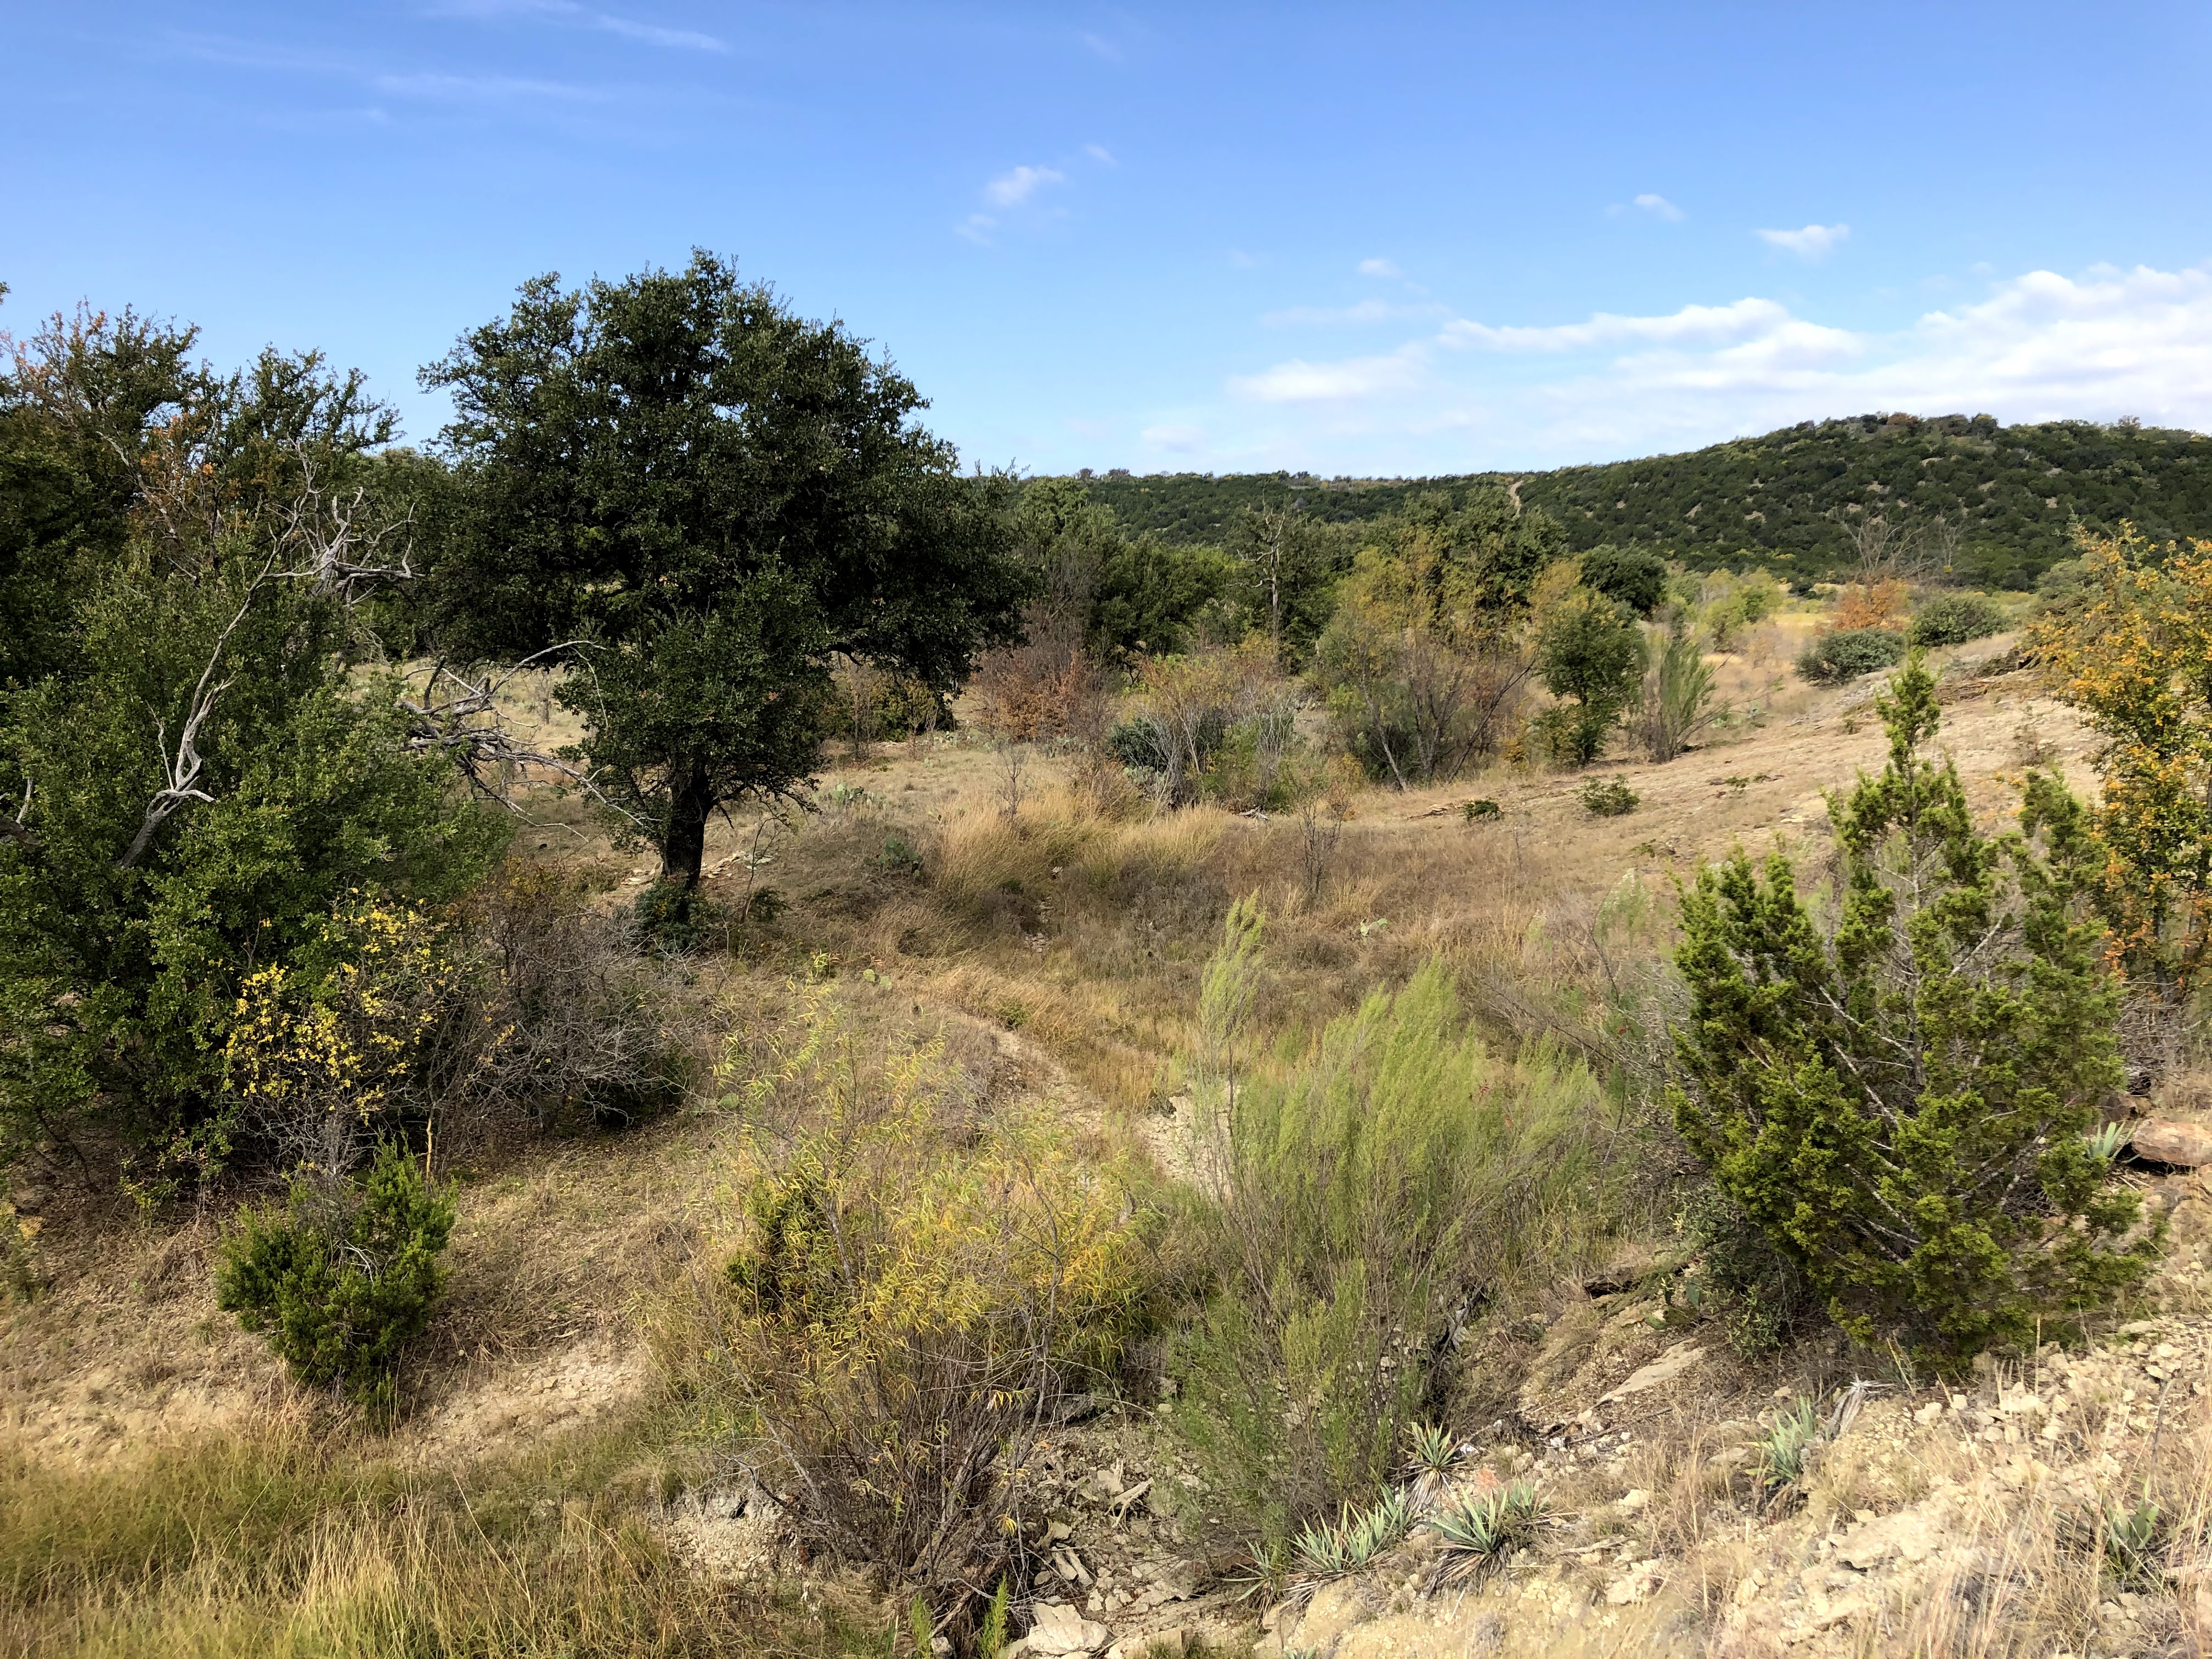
[1440,297,1818,353]
[1633,193,1684,222]
[1356,257,1403,279]
[956,213,996,245]
[984,165,1065,208]
[1230,346,1429,405]
[1757,223,1850,259]
[1084,143,1116,165]
[1208,261,2212,467]
[1142,423,1211,452]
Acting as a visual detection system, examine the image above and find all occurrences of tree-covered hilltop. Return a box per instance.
[1063,413,2212,588]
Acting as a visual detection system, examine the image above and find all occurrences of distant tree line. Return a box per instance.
[1062,411,2212,589]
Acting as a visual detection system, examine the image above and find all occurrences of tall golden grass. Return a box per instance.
[0,1423,869,1658]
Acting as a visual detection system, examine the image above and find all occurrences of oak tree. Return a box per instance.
[423,253,1031,889]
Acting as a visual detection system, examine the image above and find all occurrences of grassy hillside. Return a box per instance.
[1066,413,2212,588]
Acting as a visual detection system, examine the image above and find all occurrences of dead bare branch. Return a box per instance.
[115,557,272,870]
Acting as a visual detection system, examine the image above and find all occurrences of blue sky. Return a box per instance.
[7,2,2211,476]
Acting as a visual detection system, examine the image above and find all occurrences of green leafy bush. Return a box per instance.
[1672,1184,1814,1358]
[1172,946,1605,1548]
[1669,656,2162,1370]
[1796,627,1906,683]
[1536,584,1646,765]
[1579,778,1640,817]
[215,1141,457,1414]
[1908,593,2007,647]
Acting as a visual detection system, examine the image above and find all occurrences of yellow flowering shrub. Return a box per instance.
[691,993,1161,1590]
[223,899,484,1174]
[2033,529,2212,997]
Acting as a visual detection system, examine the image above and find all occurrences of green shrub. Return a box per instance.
[1640,628,1724,762]
[1796,627,1906,684]
[1537,585,1646,764]
[1669,656,2162,1370]
[1672,1184,1813,1358]
[625,879,723,953]
[1579,777,1639,817]
[1908,593,2007,647]
[215,1141,456,1415]
[1172,943,1605,1548]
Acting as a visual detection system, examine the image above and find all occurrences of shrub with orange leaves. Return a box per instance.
[1829,577,1910,633]
[2033,528,2212,998]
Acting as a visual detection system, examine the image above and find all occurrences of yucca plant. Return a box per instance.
[1426,1481,1544,1577]
[2086,1120,2129,1162]
[2101,1498,2169,1592]
[1753,1399,1822,1497]
[1291,1489,1415,1580]
[1402,1423,1469,1507]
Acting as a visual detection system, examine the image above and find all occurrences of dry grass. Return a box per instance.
[0,1418,878,1659]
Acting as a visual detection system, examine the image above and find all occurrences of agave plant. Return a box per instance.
[1426,1481,1545,1577]
[1402,1422,1471,1506]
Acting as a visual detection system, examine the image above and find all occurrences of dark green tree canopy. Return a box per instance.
[1578,543,1668,617]
[1006,477,1225,660]
[421,252,1032,887]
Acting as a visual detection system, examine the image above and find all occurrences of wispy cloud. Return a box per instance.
[1632,192,1684,222]
[1142,423,1210,452]
[1757,222,1850,259]
[594,14,725,50]
[1084,143,1116,165]
[957,213,996,245]
[1080,31,1122,61]
[1356,257,1402,279]
[984,165,1065,208]
[1263,298,1448,328]
[425,1,726,52]
[1439,297,1825,354]
[1207,261,2212,465]
[372,70,605,100]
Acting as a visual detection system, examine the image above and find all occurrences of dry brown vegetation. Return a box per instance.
[12,619,2208,1659]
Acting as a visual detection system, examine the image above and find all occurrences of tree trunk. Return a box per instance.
[663,764,714,890]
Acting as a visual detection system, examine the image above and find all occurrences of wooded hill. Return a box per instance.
[1065,413,2212,588]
